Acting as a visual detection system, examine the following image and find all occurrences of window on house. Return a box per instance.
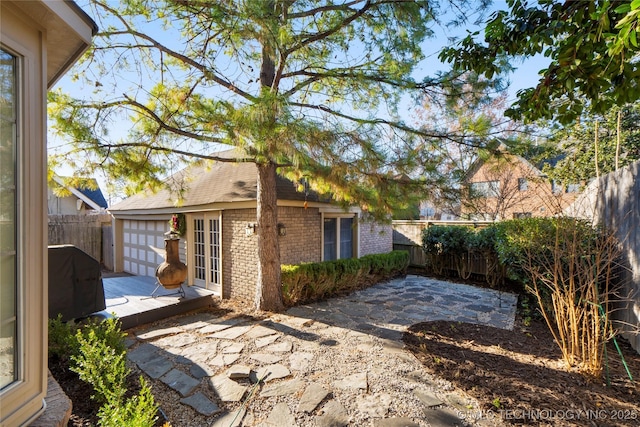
[518,178,528,191]
[566,183,580,193]
[470,180,500,197]
[323,216,355,261]
[513,212,532,219]
[0,48,17,390]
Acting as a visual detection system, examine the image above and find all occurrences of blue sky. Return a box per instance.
[49,1,550,204]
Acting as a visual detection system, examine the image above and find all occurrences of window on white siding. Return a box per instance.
[0,48,17,390]
[323,216,355,261]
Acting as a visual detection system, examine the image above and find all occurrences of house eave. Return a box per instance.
[11,0,97,89]
[108,199,343,217]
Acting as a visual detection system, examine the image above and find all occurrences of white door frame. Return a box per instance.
[190,212,222,295]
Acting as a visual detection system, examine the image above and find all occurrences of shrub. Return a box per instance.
[420,217,626,378]
[71,326,128,405]
[422,225,473,278]
[467,226,506,287]
[512,218,624,377]
[48,314,80,362]
[49,317,158,427]
[96,377,158,427]
[492,218,559,285]
[282,251,409,306]
[49,315,126,363]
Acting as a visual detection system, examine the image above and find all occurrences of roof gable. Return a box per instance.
[109,151,319,212]
[52,176,107,210]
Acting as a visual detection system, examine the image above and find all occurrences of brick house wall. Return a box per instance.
[116,207,392,304]
[464,153,577,220]
[222,209,258,301]
[278,206,322,264]
[221,206,322,302]
[359,219,393,256]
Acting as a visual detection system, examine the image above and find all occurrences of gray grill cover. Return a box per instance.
[48,245,106,321]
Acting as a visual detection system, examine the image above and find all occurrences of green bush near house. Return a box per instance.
[48,316,159,427]
[281,250,409,306]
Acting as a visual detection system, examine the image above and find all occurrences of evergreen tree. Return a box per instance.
[49,0,490,311]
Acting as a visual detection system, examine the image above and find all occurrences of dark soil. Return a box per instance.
[403,317,640,426]
[49,357,166,426]
[49,358,99,426]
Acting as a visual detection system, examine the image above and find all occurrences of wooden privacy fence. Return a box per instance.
[48,214,113,269]
[569,162,640,354]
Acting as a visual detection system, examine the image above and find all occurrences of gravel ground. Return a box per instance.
[126,299,490,427]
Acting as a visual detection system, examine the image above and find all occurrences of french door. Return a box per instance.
[192,213,221,294]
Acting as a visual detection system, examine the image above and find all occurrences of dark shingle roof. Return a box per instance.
[109,149,320,212]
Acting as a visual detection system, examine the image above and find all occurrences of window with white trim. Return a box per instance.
[323,216,356,261]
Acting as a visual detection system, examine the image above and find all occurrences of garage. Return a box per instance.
[122,219,167,276]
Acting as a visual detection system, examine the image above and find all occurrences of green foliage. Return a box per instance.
[422,225,474,277]
[491,218,559,285]
[48,315,126,362]
[169,213,186,237]
[542,104,640,185]
[492,217,605,287]
[96,377,158,427]
[420,218,612,292]
[47,0,487,220]
[71,327,128,405]
[422,225,471,255]
[48,314,80,362]
[281,251,409,306]
[50,317,157,427]
[441,0,640,124]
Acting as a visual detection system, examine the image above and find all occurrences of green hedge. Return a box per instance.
[281,251,409,306]
[421,217,610,292]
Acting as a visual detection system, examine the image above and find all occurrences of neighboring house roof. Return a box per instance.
[109,149,321,212]
[52,176,108,210]
[465,145,546,183]
[77,183,108,209]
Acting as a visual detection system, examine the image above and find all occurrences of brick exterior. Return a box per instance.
[119,206,391,304]
[222,209,259,302]
[278,206,322,265]
[221,206,322,302]
[359,220,393,256]
[463,153,577,220]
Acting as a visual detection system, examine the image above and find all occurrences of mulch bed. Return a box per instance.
[403,317,640,426]
[49,359,167,427]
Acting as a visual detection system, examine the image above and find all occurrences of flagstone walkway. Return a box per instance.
[126,275,518,426]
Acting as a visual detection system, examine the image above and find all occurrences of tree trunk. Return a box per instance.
[616,110,621,171]
[255,161,284,312]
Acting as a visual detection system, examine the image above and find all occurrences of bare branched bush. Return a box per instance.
[521,218,624,378]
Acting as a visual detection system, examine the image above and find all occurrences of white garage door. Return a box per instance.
[122,220,167,277]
